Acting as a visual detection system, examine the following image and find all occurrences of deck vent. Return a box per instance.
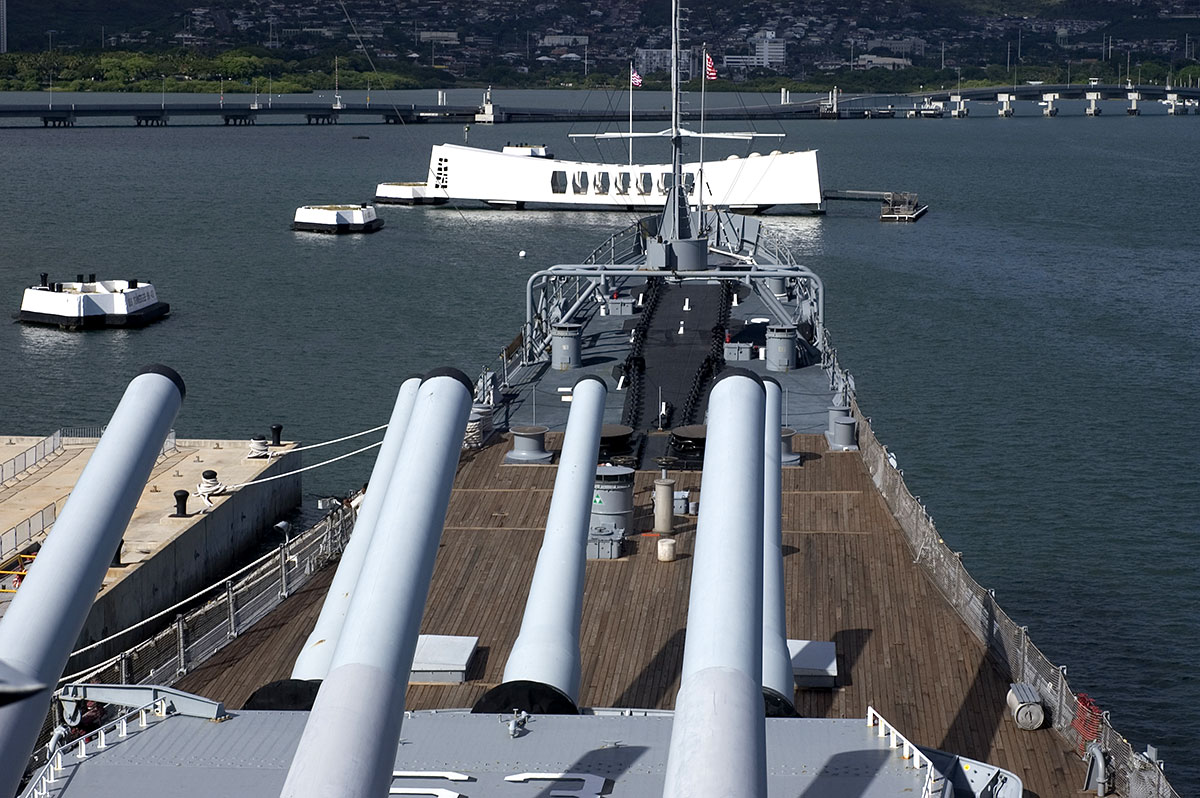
[780,427,801,465]
[589,465,635,539]
[551,323,583,370]
[505,426,552,464]
[765,326,797,372]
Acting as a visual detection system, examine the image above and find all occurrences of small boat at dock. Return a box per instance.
[292,204,384,234]
[15,274,169,330]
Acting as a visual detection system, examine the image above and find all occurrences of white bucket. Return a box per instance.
[657,537,677,562]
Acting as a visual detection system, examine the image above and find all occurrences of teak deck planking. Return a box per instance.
[177,432,1085,795]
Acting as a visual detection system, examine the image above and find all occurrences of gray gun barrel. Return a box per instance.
[473,376,607,715]
[0,365,184,798]
[291,375,423,680]
[279,369,472,798]
[663,370,767,798]
[762,378,797,716]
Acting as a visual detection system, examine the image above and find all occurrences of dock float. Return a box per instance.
[822,189,929,222]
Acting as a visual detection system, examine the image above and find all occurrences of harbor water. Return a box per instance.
[0,90,1197,793]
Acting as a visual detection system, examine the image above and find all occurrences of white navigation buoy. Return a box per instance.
[519,250,527,258]
[677,321,685,335]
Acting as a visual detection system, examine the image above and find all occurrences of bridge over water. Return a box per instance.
[2,83,1198,128]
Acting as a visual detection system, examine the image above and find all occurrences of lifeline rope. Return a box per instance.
[225,441,384,491]
[265,424,387,456]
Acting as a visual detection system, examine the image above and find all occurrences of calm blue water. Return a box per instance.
[1,92,1197,792]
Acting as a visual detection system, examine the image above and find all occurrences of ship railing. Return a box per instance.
[865,706,943,798]
[852,401,1181,798]
[26,697,169,798]
[0,430,63,485]
[57,502,355,686]
[22,503,357,767]
[0,503,56,566]
[581,220,647,267]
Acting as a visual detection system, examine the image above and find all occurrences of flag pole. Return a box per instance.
[629,61,634,165]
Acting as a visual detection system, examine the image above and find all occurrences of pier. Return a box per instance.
[0,431,301,669]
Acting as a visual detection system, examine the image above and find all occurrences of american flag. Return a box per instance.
[630,67,643,87]
[705,53,718,80]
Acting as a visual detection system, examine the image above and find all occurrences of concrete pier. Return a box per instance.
[0,434,302,669]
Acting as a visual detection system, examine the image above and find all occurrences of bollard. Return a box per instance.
[271,424,283,446]
[172,490,189,517]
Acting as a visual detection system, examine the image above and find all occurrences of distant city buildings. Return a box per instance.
[634,47,697,80]
[540,34,588,47]
[722,31,787,70]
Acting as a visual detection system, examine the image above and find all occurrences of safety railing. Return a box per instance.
[1,503,56,565]
[60,427,177,459]
[866,706,941,798]
[852,397,1180,798]
[0,431,63,484]
[26,698,168,798]
[58,502,355,687]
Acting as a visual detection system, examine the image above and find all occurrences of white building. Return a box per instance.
[418,31,459,44]
[634,48,697,80]
[854,54,912,70]
[541,35,588,47]
[750,30,787,66]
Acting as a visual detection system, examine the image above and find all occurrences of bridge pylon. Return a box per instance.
[997,93,1014,117]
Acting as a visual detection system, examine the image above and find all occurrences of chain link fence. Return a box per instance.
[851,399,1178,798]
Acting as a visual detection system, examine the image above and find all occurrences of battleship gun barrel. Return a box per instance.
[0,366,184,798]
[663,370,768,798]
[291,375,423,681]
[762,378,796,715]
[475,376,607,714]
[279,369,472,798]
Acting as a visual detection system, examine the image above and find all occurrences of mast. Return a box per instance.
[669,0,682,188]
[699,45,706,214]
[629,61,634,165]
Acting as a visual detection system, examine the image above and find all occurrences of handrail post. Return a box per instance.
[226,580,238,638]
[279,541,290,598]
[174,614,187,676]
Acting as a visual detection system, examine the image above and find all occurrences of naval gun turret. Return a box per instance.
[0,366,186,798]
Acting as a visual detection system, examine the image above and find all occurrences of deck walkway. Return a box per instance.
[177,431,1085,796]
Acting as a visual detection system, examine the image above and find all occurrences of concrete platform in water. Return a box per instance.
[0,434,301,669]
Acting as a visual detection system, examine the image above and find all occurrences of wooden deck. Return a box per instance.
[177,432,1084,797]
